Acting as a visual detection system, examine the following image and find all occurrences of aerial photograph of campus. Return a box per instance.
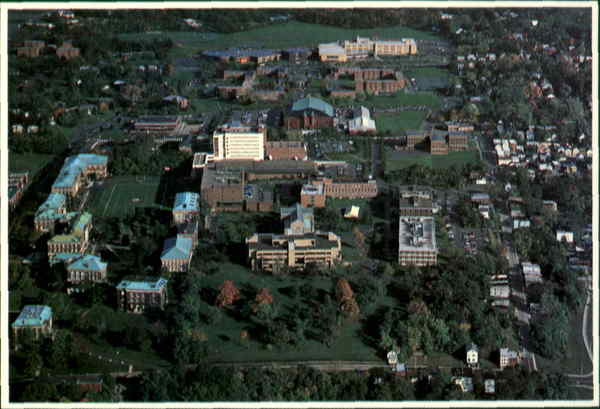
[5,4,596,405]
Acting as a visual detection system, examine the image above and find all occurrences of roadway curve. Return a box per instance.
[567,285,593,379]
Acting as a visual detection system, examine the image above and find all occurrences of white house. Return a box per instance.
[466,343,479,367]
[556,231,574,243]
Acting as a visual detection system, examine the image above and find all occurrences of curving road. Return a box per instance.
[567,285,593,379]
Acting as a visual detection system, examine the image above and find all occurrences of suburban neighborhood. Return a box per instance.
[6,6,594,404]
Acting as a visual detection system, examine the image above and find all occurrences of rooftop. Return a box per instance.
[35,193,66,220]
[173,192,200,212]
[116,277,168,292]
[161,236,193,260]
[291,96,334,117]
[12,305,52,328]
[52,154,108,190]
[67,254,107,272]
[398,217,437,252]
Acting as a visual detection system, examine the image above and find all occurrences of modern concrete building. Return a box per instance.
[212,125,266,161]
[318,42,347,62]
[246,231,342,272]
[12,305,53,348]
[398,217,438,266]
[399,197,434,217]
[281,203,314,235]
[116,277,168,313]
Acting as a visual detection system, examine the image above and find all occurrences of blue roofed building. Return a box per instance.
[161,236,193,272]
[34,192,75,232]
[51,154,108,196]
[280,203,314,235]
[47,212,93,258]
[116,277,168,313]
[12,305,53,347]
[66,254,108,284]
[172,192,200,224]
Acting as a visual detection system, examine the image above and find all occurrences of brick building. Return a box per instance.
[448,131,469,151]
[285,96,334,130]
[160,236,193,272]
[172,192,200,225]
[56,41,80,60]
[430,133,449,155]
[116,277,168,313]
[300,183,326,208]
[300,178,377,208]
[12,305,53,348]
[51,154,108,197]
[66,254,108,284]
[282,47,312,63]
[47,212,92,258]
[265,141,307,160]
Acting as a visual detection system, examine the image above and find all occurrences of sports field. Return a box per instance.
[88,176,167,218]
[375,111,428,134]
[385,148,479,171]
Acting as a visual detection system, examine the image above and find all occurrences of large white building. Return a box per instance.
[212,125,266,161]
[398,216,438,266]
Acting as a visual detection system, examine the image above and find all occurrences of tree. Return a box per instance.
[335,279,360,318]
[215,280,240,308]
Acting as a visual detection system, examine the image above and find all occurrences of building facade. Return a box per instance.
[172,192,200,224]
[47,212,92,258]
[160,236,193,272]
[66,255,107,284]
[116,277,168,313]
[212,126,266,161]
[51,154,108,197]
[285,96,334,130]
[12,305,53,348]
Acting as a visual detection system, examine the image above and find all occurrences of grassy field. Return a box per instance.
[367,91,440,109]
[196,262,389,362]
[119,21,440,59]
[375,111,428,133]
[385,148,479,172]
[405,67,452,89]
[9,153,55,177]
[87,176,166,218]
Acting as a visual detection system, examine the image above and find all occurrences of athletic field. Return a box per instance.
[88,176,167,218]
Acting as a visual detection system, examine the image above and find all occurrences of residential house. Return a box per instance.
[466,343,479,367]
[499,348,520,369]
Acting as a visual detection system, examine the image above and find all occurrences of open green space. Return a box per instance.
[385,148,479,172]
[119,21,440,59]
[375,111,428,134]
[9,153,55,177]
[87,176,166,218]
[195,262,391,362]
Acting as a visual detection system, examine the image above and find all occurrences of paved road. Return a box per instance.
[567,284,593,379]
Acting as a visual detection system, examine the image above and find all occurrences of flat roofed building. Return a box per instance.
[212,126,266,161]
[281,203,314,235]
[399,197,434,216]
[318,42,347,62]
[398,217,438,266]
[51,154,108,196]
[66,254,107,284]
[301,183,326,208]
[265,141,307,160]
[161,236,193,272]
[12,305,53,347]
[47,212,92,258]
[116,277,168,313]
[374,38,418,55]
[246,231,342,272]
[133,116,182,133]
[173,192,200,224]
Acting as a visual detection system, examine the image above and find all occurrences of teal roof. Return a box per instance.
[173,192,200,212]
[49,252,85,265]
[116,277,168,291]
[48,212,92,244]
[12,305,52,328]
[53,154,107,189]
[35,193,67,220]
[161,236,193,260]
[67,255,107,272]
[291,96,334,117]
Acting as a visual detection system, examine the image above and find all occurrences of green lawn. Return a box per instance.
[9,153,55,177]
[375,111,428,133]
[385,148,479,172]
[366,91,440,109]
[119,21,440,59]
[87,176,166,218]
